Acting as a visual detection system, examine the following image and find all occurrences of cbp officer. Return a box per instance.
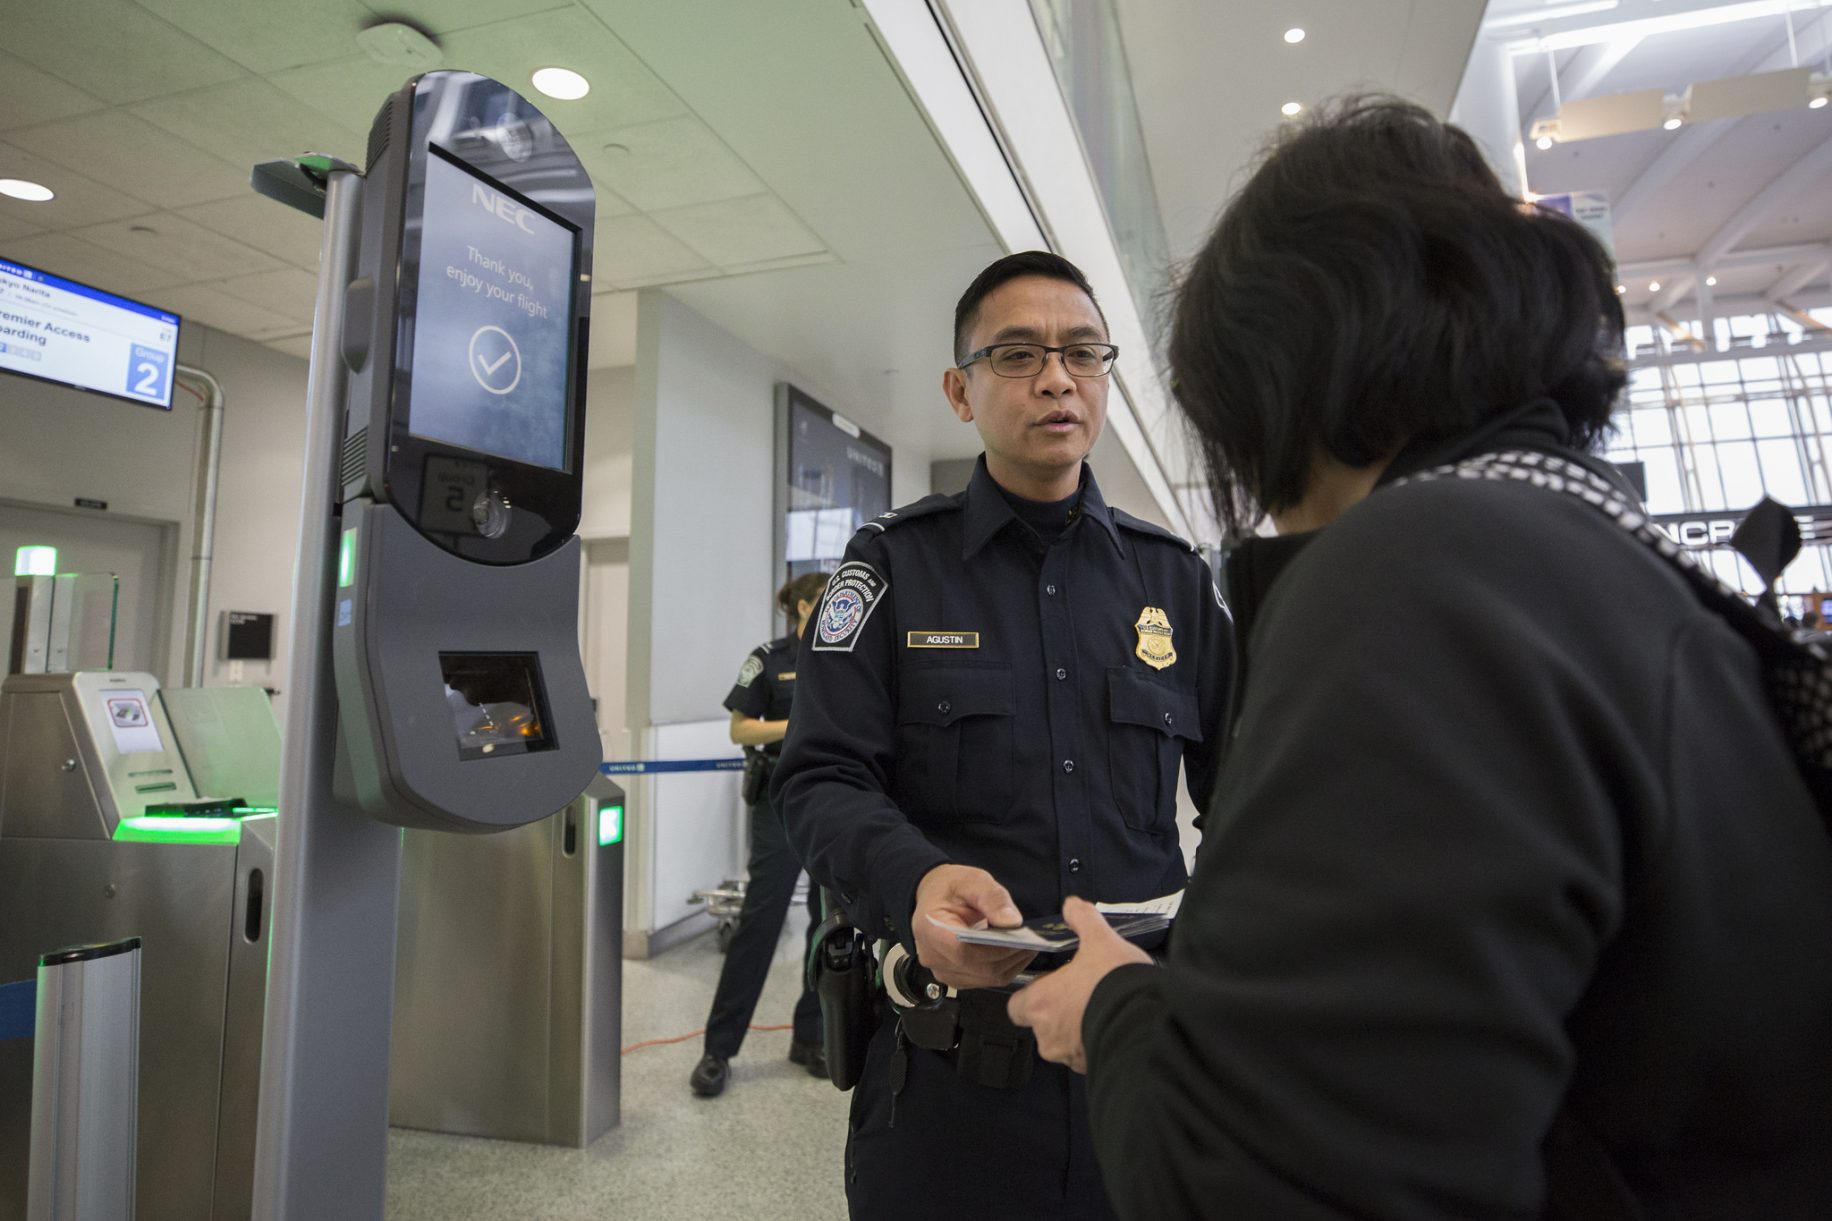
[773,251,1232,1220]
[690,571,832,1097]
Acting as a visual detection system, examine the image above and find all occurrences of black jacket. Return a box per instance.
[773,457,1233,952]
[1083,421,1832,1218]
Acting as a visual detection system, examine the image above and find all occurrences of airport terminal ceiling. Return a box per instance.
[0,0,1022,474]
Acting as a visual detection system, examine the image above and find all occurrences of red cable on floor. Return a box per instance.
[622,1022,793,1055]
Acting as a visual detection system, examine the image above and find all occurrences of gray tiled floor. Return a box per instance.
[385,913,850,1221]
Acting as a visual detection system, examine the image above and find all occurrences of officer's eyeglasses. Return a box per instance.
[957,342,1120,379]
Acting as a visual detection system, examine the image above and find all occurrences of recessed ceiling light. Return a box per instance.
[0,178,54,202]
[1662,116,1683,131]
[1616,284,1628,295]
[1706,275,1718,286]
[531,67,590,101]
[1648,280,1661,292]
[1536,135,1555,150]
[1811,95,1829,110]
[1281,101,1303,117]
[1284,28,1306,44]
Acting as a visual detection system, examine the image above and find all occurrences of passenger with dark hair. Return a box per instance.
[1010,98,1832,1217]
[689,571,832,1097]
[776,250,1233,1218]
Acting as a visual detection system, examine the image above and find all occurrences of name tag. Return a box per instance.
[907,631,980,649]
[777,672,796,681]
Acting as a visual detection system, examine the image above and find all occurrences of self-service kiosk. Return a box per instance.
[0,672,279,1221]
[252,71,606,1220]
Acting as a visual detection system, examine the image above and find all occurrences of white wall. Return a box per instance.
[623,289,937,947]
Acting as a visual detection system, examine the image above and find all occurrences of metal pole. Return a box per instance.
[27,938,141,1221]
[179,364,225,689]
[251,162,403,1221]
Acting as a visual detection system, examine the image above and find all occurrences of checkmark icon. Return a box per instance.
[478,349,513,377]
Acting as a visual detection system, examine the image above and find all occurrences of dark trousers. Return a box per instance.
[703,790,823,1057]
[844,1014,1119,1221]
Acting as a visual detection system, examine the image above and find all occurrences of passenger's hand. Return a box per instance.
[1007,897,1150,1074]
[910,864,1036,990]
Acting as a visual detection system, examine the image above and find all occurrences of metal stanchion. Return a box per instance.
[27,937,142,1221]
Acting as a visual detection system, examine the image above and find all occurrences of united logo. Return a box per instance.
[1134,606,1176,670]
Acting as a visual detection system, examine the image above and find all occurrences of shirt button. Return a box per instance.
[1046,584,1058,596]
[1062,759,1075,774]
[1068,858,1082,873]
[938,700,951,716]
[1055,668,1067,680]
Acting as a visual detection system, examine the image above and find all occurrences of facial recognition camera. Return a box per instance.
[332,70,602,831]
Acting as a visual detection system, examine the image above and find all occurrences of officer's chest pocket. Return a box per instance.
[1106,668,1202,834]
[895,665,1015,825]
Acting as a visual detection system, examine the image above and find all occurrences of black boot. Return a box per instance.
[689,1053,729,1097]
[788,1040,828,1080]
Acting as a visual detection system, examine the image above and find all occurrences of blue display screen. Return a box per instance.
[407,148,575,471]
[0,258,180,409]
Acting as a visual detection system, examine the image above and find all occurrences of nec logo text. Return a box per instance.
[471,182,538,234]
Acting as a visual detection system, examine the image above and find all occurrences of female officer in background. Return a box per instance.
[689,571,831,1098]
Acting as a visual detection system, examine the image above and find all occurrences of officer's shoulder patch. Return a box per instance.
[735,654,764,688]
[857,493,960,536]
[1112,508,1197,552]
[812,560,889,652]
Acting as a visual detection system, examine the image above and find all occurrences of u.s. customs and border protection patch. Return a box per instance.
[813,561,888,652]
[1134,606,1176,670]
[735,655,764,687]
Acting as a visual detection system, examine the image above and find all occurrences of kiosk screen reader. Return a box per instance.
[333,71,601,832]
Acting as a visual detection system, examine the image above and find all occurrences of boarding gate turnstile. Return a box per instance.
[0,672,277,1221]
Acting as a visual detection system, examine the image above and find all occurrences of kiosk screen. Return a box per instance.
[440,652,554,760]
[408,148,576,472]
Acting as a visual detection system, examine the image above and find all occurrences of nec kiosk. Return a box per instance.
[334,69,602,830]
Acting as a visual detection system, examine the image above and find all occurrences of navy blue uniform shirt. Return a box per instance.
[774,457,1234,952]
[723,635,798,759]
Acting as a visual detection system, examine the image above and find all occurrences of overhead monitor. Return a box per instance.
[774,384,892,586]
[0,257,180,409]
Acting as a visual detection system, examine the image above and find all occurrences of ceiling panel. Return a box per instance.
[7,111,251,209]
[0,51,108,132]
[591,212,712,286]
[266,333,317,360]
[436,8,689,137]
[150,282,299,336]
[1116,0,1486,260]
[132,0,379,74]
[0,142,156,231]
[2,0,246,106]
[132,78,368,177]
[175,195,326,270]
[0,232,192,295]
[1524,127,1669,202]
[0,215,47,243]
[71,212,284,280]
[216,267,323,319]
[269,55,429,136]
[575,115,763,213]
[371,0,574,37]
[651,193,825,268]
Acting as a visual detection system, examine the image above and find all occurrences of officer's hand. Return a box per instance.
[911,864,1036,990]
[1007,897,1151,1074]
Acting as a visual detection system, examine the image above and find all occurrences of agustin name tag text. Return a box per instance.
[907,632,980,649]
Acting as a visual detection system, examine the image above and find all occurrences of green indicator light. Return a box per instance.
[14,545,57,577]
[598,804,624,846]
[114,816,242,846]
[338,528,357,588]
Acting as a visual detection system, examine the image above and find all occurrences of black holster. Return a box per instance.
[808,905,878,1091]
[740,751,771,805]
